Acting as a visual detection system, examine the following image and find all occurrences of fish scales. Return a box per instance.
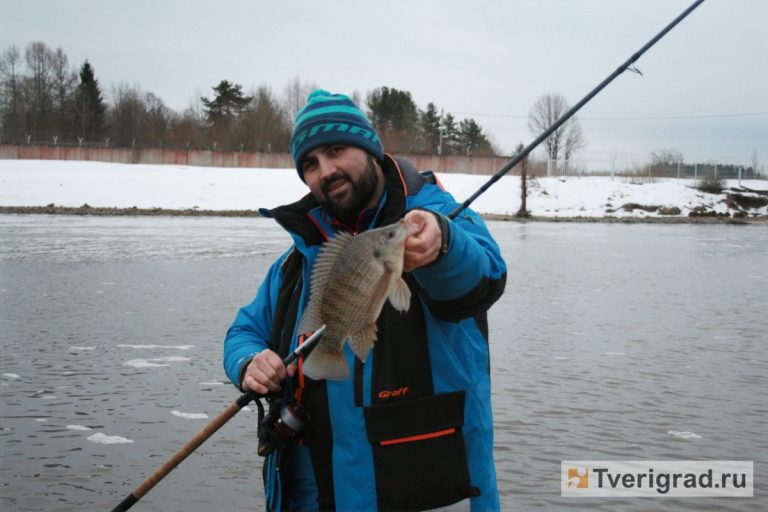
[298,221,413,380]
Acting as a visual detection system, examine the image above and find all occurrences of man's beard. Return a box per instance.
[319,155,380,222]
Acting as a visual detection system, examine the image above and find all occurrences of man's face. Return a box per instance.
[301,145,383,221]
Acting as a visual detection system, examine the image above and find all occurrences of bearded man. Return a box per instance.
[224,90,506,511]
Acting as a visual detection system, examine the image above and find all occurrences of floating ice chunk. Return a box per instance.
[668,430,702,440]
[87,432,133,444]
[3,373,21,379]
[152,356,191,362]
[118,344,195,350]
[199,381,223,386]
[124,359,168,368]
[69,346,96,351]
[66,424,93,431]
[171,410,208,420]
[123,356,191,368]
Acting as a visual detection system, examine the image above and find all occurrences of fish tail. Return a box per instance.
[302,345,349,381]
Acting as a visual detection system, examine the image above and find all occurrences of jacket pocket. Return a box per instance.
[363,391,479,510]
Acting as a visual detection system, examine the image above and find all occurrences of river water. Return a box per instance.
[1,215,766,511]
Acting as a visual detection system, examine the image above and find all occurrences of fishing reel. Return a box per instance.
[257,397,310,457]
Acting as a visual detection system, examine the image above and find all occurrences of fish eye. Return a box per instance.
[386,230,395,239]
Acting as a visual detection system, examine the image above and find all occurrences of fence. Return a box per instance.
[543,159,765,181]
[0,144,295,169]
[0,144,524,175]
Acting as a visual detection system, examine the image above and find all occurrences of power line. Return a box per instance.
[582,111,768,121]
[454,110,768,121]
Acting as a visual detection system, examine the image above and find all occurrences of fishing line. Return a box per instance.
[110,2,708,508]
[448,0,707,220]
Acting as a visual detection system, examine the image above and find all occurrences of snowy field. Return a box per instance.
[1,159,766,219]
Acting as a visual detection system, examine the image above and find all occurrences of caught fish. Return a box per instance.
[298,220,414,380]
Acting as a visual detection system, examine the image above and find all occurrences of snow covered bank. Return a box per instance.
[1,160,766,220]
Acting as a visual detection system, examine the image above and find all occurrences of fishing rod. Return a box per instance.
[448,0,707,220]
[110,325,326,512]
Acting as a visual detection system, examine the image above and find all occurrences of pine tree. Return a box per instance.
[199,80,253,150]
[201,80,252,125]
[458,118,494,156]
[74,60,106,141]
[419,103,441,154]
[440,113,458,155]
[366,86,419,153]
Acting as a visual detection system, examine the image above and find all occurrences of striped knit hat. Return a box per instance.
[290,90,383,180]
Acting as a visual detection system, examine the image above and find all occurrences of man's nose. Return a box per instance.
[317,156,338,180]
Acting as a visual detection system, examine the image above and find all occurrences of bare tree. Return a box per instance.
[24,41,56,139]
[650,147,684,165]
[648,147,684,178]
[283,76,316,122]
[350,90,363,110]
[563,121,584,160]
[143,92,171,146]
[51,47,77,139]
[241,85,291,152]
[527,93,585,161]
[171,93,207,149]
[109,83,146,146]
[0,45,24,141]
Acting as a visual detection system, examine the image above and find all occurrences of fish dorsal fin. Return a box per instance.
[309,230,355,295]
[387,277,411,312]
[298,231,355,334]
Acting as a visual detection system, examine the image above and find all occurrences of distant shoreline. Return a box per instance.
[0,205,261,217]
[2,205,766,224]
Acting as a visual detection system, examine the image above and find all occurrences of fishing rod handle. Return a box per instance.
[111,494,138,512]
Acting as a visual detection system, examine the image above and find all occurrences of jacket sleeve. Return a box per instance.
[409,187,507,321]
[222,250,291,387]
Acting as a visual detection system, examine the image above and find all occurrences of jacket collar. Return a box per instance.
[260,154,410,248]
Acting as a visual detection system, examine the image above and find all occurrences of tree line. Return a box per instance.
[0,42,513,157]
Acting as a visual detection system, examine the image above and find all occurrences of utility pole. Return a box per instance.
[437,108,444,156]
[515,153,530,218]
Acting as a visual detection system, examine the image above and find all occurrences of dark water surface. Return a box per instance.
[1,215,766,511]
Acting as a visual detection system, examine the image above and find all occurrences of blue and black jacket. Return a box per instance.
[224,155,507,511]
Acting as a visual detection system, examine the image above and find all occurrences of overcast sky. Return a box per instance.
[4,0,767,167]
